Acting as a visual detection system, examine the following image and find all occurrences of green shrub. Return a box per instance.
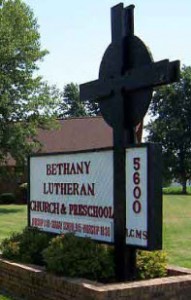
[18,227,53,265]
[43,233,115,282]
[137,250,167,279]
[0,193,16,204]
[0,232,22,260]
[1,227,52,265]
[43,234,167,282]
[1,229,167,282]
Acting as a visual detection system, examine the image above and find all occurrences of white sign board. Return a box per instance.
[126,147,148,247]
[29,145,162,249]
[29,150,114,242]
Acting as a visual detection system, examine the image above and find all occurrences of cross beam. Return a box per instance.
[80,59,179,101]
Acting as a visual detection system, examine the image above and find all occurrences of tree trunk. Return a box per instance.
[181,180,187,194]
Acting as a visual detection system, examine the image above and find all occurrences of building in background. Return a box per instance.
[0,116,143,197]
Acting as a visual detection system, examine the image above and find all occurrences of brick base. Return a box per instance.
[1,258,191,300]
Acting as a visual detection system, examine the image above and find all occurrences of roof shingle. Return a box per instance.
[37,116,113,153]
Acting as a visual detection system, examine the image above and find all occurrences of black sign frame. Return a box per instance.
[125,143,162,251]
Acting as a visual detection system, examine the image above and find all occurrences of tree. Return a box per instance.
[86,98,100,116]
[146,66,191,193]
[59,83,87,118]
[0,0,60,169]
[58,83,100,118]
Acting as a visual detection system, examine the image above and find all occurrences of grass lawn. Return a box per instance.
[0,199,191,269]
[163,194,191,268]
[0,205,27,299]
[0,205,27,244]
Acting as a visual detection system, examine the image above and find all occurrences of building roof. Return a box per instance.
[38,116,113,153]
[5,116,143,166]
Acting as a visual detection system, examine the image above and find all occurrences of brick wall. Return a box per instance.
[1,258,191,300]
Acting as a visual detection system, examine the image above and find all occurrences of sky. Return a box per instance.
[25,0,191,91]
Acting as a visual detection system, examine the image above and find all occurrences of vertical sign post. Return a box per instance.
[80,3,179,281]
[80,2,180,282]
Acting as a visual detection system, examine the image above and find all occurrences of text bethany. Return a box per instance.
[46,161,91,175]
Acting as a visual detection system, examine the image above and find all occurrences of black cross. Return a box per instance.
[80,3,180,282]
[81,59,179,101]
[80,4,179,129]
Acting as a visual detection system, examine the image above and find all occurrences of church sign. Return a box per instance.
[29,150,114,243]
[28,3,180,281]
[29,144,161,249]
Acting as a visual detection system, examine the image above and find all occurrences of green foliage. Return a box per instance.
[1,228,167,282]
[1,227,52,265]
[0,231,22,260]
[59,83,87,118]
[0,293,15,300]
[43,234,167,282]
[163,186,191,195]
[43,233,115,282]
[146,66,191,194]
[0,0,61,170]
[0,193,16,204]
[137,250,167,280]
[58,82,100,118]
[18,227,52,265]
[86,99,100,116]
